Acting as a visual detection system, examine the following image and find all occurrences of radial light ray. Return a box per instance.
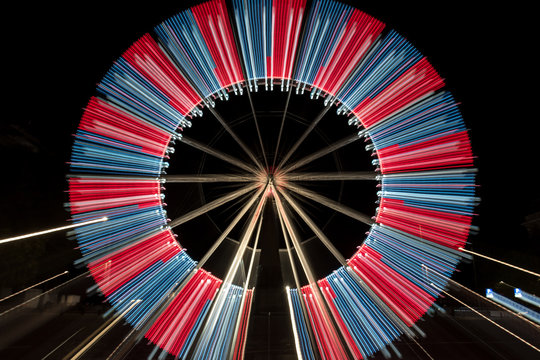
[277,101,333,170]
[281,133,359,173]
[163,173,256,183]
[285,182,373,225]
[230,215,263,359]
[0,272,89,317]
[283,171,377,181]
[444,278,540,329]
[168,183,258,228]
[273,87,293,168]
[70,300,141,360]
[207,105,265,171]
[179,136,259,174]
[278,187,348,265]
[191,188,267,359]
[274,187,352,359]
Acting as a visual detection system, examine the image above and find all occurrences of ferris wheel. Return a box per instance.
[67,0,478,358]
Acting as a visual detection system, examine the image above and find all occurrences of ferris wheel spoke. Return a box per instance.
[282,171,377,182]
[273,187,348,350]
[163,174,257,183]
[227,213,263,359]
[280,133,360,173]
[285,182,374,226]
[277,187,347,267]
[207,106,265,172]
[271,186,318,285]
[197,185,266,269]
[276,203,302,290]
[222,186,267,285]
[276,101,333,171]
[168,183,259,229]
[245,88,269,170]
[179,136,259,174]
[272,86,293,169]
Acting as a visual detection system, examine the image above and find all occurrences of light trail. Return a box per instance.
[104,326,138,360]
[276,204,320,359]
[345,266,418,338]
[409,335,434,360]
[272,186,317,285]
[197,186,266,268]
[276,206,302,290]
[179,136,259,174]
[445,278,540,330]
[276,101,333,171]
[0,217,107,244]
[458,248,540,278]
[125,188,266,358]
[283,171,377,181]
[435,285,540,354]
[486,289,540,325]
[285,182,374,225]
[281,133,359,173]
[245,83,269,169]
[69,300,141,360]
[228,214,263,359]
[207,105,265,171]
[221,185,267,288]
[286,286,305,360]
[192,185,267,359]
[168,183,258,228]
[273,185,351,359]
[278,188,347,266]
[515,288,540,309]
[42,328,84,360]
[163,174,256,183]
[0,272,88,317]
[0,271,69,303]
[272,87,293,169]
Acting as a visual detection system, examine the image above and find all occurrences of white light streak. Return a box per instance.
[458,248,540,278]
[0,272,88,317]
[70,300,141,360]
[0,217,108,244]
[0,271,69,303]
[433,285,540,353]
[286,286,304,360]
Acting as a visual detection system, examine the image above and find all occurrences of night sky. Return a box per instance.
[0,1,539,357]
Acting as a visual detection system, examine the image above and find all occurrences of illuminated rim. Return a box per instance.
[67,0,477,358]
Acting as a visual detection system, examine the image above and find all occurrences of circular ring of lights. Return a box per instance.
[67,0,477,358]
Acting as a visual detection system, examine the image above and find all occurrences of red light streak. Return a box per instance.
[88,229,181,296]
[79,97,173,158]
[192,0,244,88]
[123,34,202,115]
[270,0,306,81]
[69,178,162,214]
[349,247,435,326]
[313,9,384,95]
[145,269,222,356]
[354,58,444,129]
[301,285,351,359]
[376,197,473,249]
